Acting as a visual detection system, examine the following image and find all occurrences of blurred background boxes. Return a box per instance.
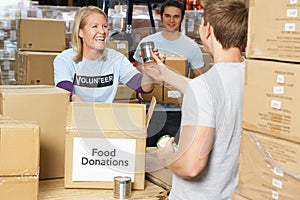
[15,50,58,85]
[17,18,66,52]
[107,40,129,59]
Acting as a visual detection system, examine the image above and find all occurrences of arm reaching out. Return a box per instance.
[141,53,191,94]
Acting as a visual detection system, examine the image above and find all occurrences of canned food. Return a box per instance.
[140,41,155,63]
[157,135,178,151]
[113,176,132,199]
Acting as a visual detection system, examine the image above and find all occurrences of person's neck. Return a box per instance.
[83,49,102,60]
[161,30,181,41]
[213,47,243,63]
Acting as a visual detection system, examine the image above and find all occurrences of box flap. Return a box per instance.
[146,96,156,128]
[67,102,146,131]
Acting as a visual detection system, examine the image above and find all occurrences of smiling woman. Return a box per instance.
[53,6,155,103]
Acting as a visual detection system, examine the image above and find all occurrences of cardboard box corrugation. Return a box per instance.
[238,129,300,200]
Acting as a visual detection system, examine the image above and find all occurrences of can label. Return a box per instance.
[156,135,178,151]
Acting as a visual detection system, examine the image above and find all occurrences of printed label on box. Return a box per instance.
[72,137,136,182]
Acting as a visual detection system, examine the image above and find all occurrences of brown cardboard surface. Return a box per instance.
[163,84,182,104]
[107,40,129,58]
[141,84,163,103]
[66,102,146,131]
[238,129,300,200]
[165,55,187,77]
[0,121,40,176]
[17,18,66,52]
[114,84,136,100]
[0,176,38,200]
[242,59,300,143]
[145,147,172,191]
[246,0,300,62]
[0,85,70,179]
[16,50,58,85]
[232,192,251,200]
[64,98,156,190]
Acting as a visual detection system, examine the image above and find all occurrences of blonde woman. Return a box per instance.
[54,6,154,102]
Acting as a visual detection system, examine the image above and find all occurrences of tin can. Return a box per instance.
[156,135,178,151]
[140,41,155,63]
[113,176,132,199]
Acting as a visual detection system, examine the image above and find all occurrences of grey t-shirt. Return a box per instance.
[133,32,204,76]
[169,61,245,200]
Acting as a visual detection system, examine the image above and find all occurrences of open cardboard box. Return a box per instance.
[64,97,156,190]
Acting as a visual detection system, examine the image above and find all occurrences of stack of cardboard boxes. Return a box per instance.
[141,54,188,104]
[0,118,40,200]
[0,85,70,182]
[15,17,66,85]
[234,1,300,199]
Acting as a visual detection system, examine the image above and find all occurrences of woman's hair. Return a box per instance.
[71,6,108,62]
[202,0,248,50]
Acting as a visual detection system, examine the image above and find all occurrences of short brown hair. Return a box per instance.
[202,0,248,50]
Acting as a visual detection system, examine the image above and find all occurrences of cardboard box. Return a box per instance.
[16,50,59,85]
[107,40,129,58]
[64,98,156,190]
[0,120,40,176]
[17,18,66,52]
[232,192,251,200]
[238,129,300,200]
[163,83,182,104]
[0,176,38,200]
[246,0,300,62]
[165,55,187,77]
[243,59,300,143]
[141,84,163,103]
[0,85,70,179]
[114,84,136,101]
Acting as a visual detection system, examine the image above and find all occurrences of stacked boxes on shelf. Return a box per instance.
[0,118,40,200]
[0,1,78,86]
[236,0,300,199]
[0,2,22,85]
[141,55,187,104]
[16,17,66,85]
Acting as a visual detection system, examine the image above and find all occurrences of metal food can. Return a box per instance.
[113,176,132,199]
[156,135,178,151]
[140,41,155,63]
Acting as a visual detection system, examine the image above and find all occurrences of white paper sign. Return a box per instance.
[72,137,136,182]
